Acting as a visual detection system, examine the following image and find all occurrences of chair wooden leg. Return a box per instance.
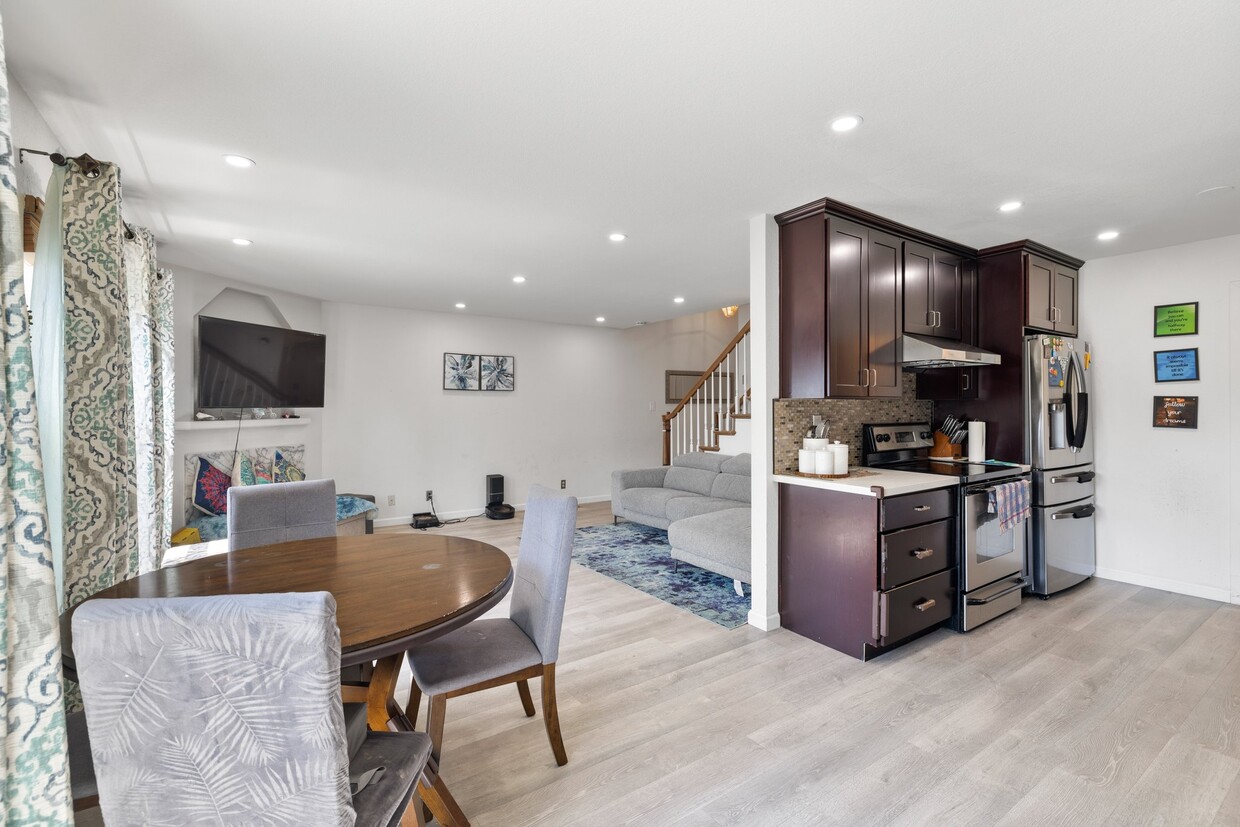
[517,679,536,717]
[405,681,423,727]
[540,663,568,766]
[401,789,427,826]
[427,694,447,764]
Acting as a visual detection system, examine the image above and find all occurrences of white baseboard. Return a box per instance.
[372,493,610,529]
[1094,567,1231,604]
[747,609,781,631]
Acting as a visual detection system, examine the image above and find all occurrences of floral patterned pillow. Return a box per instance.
[273,449,305,483]
[232,454,256,487]
[192,457,232,516]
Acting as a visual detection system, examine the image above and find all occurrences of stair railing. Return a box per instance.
[662,321,751,465]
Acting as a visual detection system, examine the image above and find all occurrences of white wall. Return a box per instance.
[171,264,326,528]
[1080,233,1240,603]
[6,73,61,201]
[320,303,740,525]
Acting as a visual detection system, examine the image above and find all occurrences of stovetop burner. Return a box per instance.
[862,422,1030,484]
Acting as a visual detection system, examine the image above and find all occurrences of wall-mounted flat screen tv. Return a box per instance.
[197,316,326,409]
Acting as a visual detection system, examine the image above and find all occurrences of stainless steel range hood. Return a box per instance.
[901,334,1002,370]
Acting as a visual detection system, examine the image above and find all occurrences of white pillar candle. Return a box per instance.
[814,449,834,475]
[798,449,815,474]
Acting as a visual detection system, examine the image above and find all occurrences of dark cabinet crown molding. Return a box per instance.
[775,197,977,259]
[775,197,1085,270]
[978,239,1085,269]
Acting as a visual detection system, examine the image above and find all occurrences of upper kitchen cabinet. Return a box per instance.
[903,242,964,341]
[777,208,901,399]
[1022,250,1079,336]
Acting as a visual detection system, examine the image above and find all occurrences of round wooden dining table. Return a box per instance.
[60,533,513,827]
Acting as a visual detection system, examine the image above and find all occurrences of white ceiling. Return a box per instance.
[4,1,1238,327]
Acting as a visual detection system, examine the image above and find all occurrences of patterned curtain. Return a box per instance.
[123,230,174,572]
[0,13,75,824]
[60,162,140,607]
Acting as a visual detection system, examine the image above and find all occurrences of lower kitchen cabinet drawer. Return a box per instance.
[880,518,953,589]
[881,488,954,531]
[877,569,954,645]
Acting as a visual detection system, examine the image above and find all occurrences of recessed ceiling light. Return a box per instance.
[222,154,255,168]
[1097,230,1119,241]
[455,302,466,309]
[830,115,862,132]
[999,201,1023,212]
[512,275,526,283]
[673,297,685,304]
[231,238,253,246]
[595,316,606,323]
[608,233,627,242]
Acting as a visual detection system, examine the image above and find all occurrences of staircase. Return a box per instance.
[662,322,751,464]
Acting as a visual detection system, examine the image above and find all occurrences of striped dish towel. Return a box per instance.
[989,480,1031,534]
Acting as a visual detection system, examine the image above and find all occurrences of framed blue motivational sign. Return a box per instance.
[1153,347,1199,383]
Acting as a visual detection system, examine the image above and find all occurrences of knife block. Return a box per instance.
[930,431,963,459]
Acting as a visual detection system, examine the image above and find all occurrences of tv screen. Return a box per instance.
[197,316,326,409]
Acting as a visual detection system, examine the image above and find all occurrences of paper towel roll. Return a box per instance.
[830,441,849,475]
[798,449,815,474]
[814,450,834,475]
[968,421,986,463]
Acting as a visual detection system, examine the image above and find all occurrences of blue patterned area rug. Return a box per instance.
[572,522,750,628]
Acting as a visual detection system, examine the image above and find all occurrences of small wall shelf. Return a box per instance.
[175,418,312,432]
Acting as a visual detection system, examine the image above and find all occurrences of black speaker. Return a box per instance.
[486,474,504,506]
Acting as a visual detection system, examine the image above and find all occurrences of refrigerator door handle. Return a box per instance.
[1050,470,1096,484]
[1064,352,1089,452]
[1051,504,1096,520]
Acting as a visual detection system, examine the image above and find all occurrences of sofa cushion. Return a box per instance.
[619,487,698,519]
[673,452,730,473]
[664,466,716,496]
[719,453,751,476]
[666,496,747,523]
[669,507,752,583]
[710,473,750,503]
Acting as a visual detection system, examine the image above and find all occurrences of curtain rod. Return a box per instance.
[18,147,136,240]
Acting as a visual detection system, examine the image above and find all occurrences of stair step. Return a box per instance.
[714,429,737,436]
[733,413,751,420]
[699,445,721,452]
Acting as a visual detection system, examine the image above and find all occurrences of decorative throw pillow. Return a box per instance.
[232,454,257,487]
[253,460,274,485]
[273,449,305,483]
[193,457,232,516]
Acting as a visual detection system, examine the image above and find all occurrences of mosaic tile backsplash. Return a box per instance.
[773,373,931,474]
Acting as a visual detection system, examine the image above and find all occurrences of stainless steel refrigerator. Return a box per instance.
[1025,334,1096,596]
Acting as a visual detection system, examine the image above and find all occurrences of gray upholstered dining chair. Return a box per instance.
[405,484,578,768]
[72,592,432,826]
[227,478,337,551]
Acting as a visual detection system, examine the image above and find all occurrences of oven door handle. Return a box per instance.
[966,577,1027,605]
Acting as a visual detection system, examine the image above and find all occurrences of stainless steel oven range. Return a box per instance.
[863,422,1032,631]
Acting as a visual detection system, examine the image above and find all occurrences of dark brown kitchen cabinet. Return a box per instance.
[779,483,957,660]
[903,242,963,341]
[1026,253,1078,335]
[916,259,979,400]
[777,212,901,399]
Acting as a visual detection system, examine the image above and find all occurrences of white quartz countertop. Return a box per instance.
[772,468,958,498]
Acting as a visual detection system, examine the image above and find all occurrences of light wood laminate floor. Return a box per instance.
[379,501,1240,826]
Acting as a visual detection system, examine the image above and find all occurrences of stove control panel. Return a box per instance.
[865,423,934,452]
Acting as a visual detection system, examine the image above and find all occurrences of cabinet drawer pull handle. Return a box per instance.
[913,505,931,512]
[914,598,936,612]
[962,373,970,391]
[926,310,935,327]
[911,547,934,559]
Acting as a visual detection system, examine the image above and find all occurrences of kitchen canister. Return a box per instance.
[967,421,986,463]
[814,450,835,475]
[803,438,829,452]
[798,449,816,474]
[829,441,849,475]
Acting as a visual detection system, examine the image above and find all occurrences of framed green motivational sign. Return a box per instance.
[1153,302,1198,337]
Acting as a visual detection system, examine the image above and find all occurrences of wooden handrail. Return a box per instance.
[662,321,751,425]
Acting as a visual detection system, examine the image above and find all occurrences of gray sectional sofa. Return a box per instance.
[611,452,751,584]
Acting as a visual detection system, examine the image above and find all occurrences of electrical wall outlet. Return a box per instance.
[560,479,566,489]
[387,494,396,507]
[426,490,433,502]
